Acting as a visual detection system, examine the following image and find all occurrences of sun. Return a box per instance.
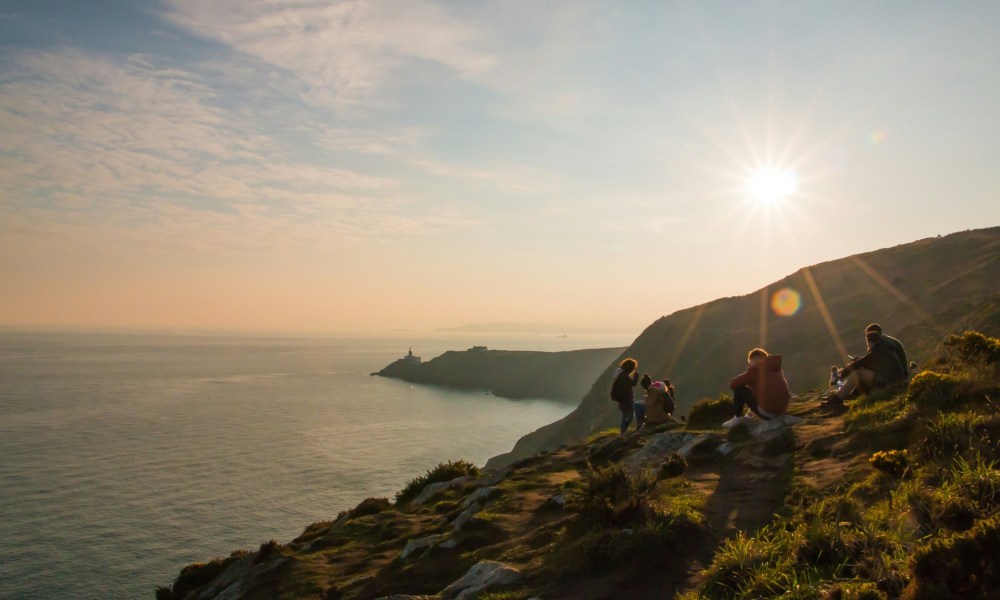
[748,168,798,204]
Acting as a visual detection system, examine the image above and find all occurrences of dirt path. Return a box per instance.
[676,393,856,597]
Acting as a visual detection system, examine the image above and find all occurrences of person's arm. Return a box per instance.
[630,371,639,386]
[729,368,754,390]
[840,352,869,378]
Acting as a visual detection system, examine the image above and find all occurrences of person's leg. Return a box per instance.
[836,369,875,399]
[620,408,633,435]
[634,401,646,429]
[733,385,756,417]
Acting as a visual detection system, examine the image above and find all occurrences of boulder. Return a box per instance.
[622,431,696,472]
[399,534,448,560]
[452,502,482,532]
[460,486,499,510]
[677,434,723,459]
[440,561,522,600]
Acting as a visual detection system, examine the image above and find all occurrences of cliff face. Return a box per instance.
[377,347,625,402]
[486,226,1000,469]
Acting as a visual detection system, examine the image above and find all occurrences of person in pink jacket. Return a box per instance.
[722,348,790,428]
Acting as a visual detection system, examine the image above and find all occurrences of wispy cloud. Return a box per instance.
[0,47,475,256]
[162,0,495,113]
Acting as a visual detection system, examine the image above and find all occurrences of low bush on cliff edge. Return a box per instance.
[394,459,480,506]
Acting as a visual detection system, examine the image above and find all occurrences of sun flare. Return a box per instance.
[748,168,798,204]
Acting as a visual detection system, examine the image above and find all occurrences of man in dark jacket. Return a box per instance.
[866,323,908,378]
[821,329,905,408]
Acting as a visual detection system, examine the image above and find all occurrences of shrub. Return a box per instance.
[907,371,961,410]
[944,331,1000,369]
[576,462,658,529]
[905,514,1000,599]
[688,394,733,428]
[394,459,480,506]
[951,455,1000,515]
[170,559,227,598]
[659,453,687,479]
[870,450,911,478]
[553,524,673,576]
[253,539,282,565]
[344,497,392,520]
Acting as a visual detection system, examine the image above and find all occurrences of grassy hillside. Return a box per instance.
[377,347,625,402]
[158,331,1000,600]
[488,227,1000,469]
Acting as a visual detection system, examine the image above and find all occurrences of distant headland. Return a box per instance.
[375,345,626,402]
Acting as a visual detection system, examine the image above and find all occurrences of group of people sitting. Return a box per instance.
[610,360,677,434]
[610,322,909,435]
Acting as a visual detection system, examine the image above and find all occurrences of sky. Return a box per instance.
[1,1,999,335]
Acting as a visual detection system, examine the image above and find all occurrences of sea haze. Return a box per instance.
[0,331,631,599]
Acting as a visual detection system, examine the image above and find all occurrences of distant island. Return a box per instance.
[375,345,625,402]
[437,322,629,335]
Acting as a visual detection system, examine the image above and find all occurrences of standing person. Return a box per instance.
[821,328,906,408]
[722,348,791,428]
[611,358,640,435]
[830,366,842,387]
[641,375,675,426]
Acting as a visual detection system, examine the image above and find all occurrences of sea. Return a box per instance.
[0,330,632,599]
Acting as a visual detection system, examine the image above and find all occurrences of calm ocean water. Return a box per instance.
[0,331,630,599]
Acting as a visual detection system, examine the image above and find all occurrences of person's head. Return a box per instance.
[865,330,881,349]
[831,365,839,373]
[662,378,672,387]
[640,374,652,390]
[620,358,637,374]
[748,348,768,366]
[865,323,883,335]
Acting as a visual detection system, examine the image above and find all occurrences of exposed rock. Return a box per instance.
[400,534,448,560]
[412,476,478,506]
[440,561,522,600]
[542,494,567,509]
[461,486,499,510]
[452,502,482,532]
[715,442,737,456]
[677,433,723,459]
[622,431,696,472]
[196,555,253,600]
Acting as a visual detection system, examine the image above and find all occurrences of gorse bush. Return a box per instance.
[394,459,480,506]
[944,330,1000,371]
[870,450,911,478]
[907,371,961,410]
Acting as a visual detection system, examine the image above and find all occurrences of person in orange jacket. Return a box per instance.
[722,348,790,428]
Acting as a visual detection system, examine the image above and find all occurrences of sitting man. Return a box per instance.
[722,348,790,428]
[640,374,675,427]
[821,328,906,408]
[865,323,908,379]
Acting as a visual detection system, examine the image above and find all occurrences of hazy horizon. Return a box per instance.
[3,2,1000,334]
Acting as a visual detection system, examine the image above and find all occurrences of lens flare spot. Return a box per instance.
[771,288,802,317]
[868,130,888,145]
